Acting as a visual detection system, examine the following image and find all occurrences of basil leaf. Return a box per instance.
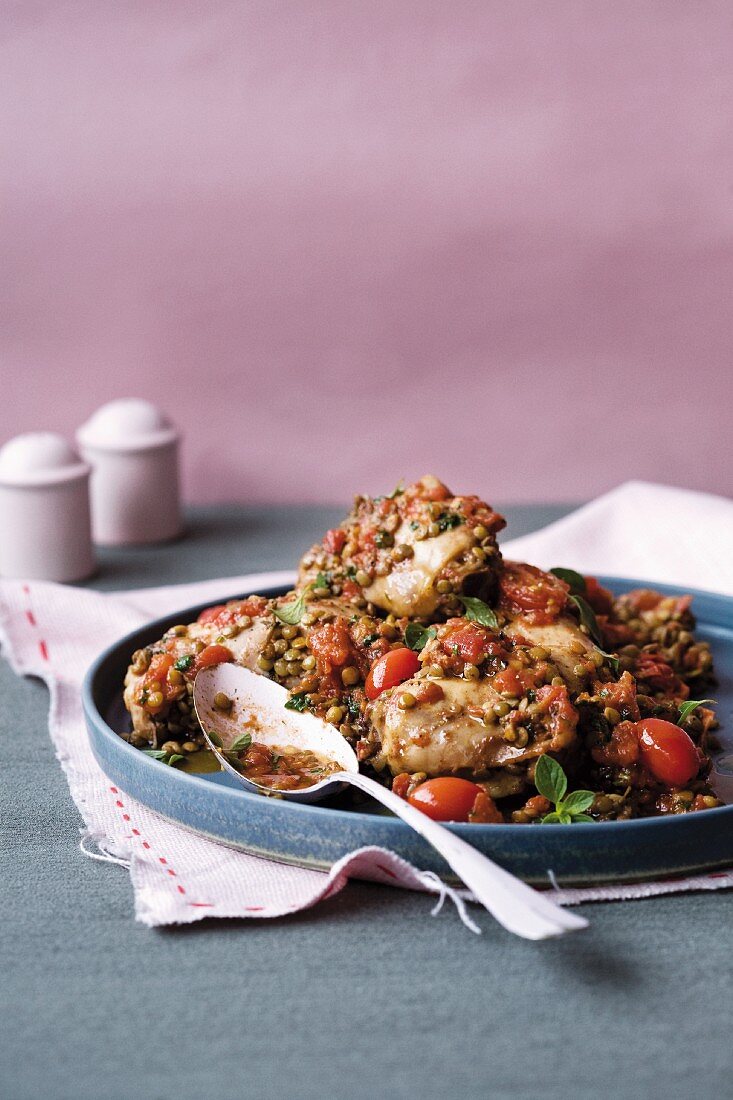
[534,755,567,804]
[568,594,603,646]
[678,698,716,724]
[557,812,573,824]
[174,654,194,673]
[599,649,620,676]
[561,790,595,815]
[457,596,499,629]
[550,567,587,595]
[284,692,309,712]
[229,732,252,754]
[273,591,308,625]
[404,623,437,652]
[207,730,222,748]
[142,749,185,767]
[569,813,594,823]
[540,811,563,824]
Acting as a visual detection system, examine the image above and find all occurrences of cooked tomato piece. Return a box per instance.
[590,720,640,767]
[142,653,183,711]
[598,672,640,722]
[323,528,347,555]
[636,718,700,787]
[440,622,498,665]
[309,619,358,671]
[365,647,420,700]
[194,644,233,672]
[391,773,412,799]
[144,652,174,688]
[498,562,569,624]
[584,576,615,616]
[197,604,226,624]
[633,651,688,698]
[408,777,485,822]
[492,667,523,696]
[413,681,445,705]
[468,789,504,823]
[198,597,267,627]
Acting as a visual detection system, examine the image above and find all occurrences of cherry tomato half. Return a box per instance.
[365,647,420,700]
[636,718,699,787]
[408,777,484,822]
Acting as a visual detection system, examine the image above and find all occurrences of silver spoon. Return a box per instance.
[194,664,588,940]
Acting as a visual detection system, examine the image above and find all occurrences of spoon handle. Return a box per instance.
[339,772,587,940]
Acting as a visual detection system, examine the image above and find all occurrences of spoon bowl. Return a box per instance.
[194,663,588,940]
[194,663,359,803]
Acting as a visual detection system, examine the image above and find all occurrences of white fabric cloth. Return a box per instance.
[1,481,731,930]
[504,480,733,596]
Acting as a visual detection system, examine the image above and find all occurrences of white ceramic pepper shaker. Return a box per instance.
[0,432,95,581]
[76,398,182,546]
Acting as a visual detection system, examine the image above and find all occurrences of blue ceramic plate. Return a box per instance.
[83,578,733,886]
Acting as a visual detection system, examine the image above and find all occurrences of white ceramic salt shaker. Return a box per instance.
[76,398,182,546]
[0,432,95,581]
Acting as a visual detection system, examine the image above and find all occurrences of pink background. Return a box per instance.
[2,2,732,504]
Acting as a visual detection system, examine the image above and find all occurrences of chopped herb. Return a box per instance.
[362,633,380,646]
[174,654,194,673]
[346,695,362,722]
[313,571,332,590]
[404,623,437,652]
[207,730,223,748]
[388,480,405,498]
[409,521,420,531]
[284,692,310,712]
[374,530,394,549]
[526,689,536,703]
[599,649,621,676]
[437,511,462,532]
[457,596,499,629]
[678,698,717,724]
[229,732,253,754]
[345,565,357,579]
[534,756,595,824]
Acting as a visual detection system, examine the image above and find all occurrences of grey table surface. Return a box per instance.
[2,504,731,1100]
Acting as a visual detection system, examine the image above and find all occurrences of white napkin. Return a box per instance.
[504,480,733,596]
[0,481,731,930]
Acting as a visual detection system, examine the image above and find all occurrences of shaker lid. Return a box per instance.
[76,398,179,453]
[0,432,91,488]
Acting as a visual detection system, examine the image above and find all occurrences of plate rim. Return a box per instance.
[82,574,733,839]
